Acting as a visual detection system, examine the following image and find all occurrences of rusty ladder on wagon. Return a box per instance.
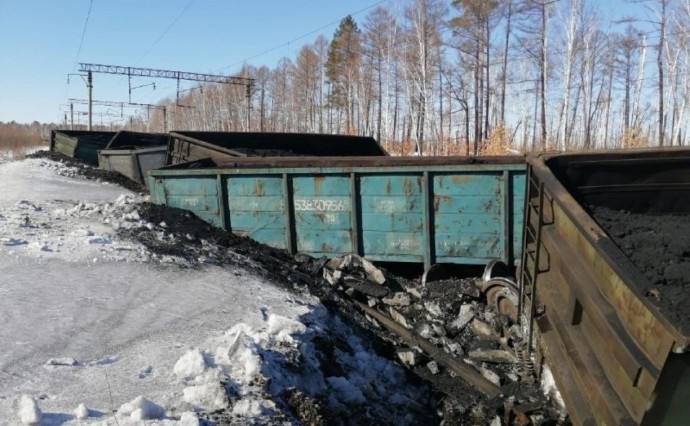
[518,165,546,361]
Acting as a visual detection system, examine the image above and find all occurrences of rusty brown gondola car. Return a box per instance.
[520,148,690,425]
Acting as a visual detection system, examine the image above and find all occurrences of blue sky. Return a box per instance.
[0,0,394,124]
[0,0,643,125]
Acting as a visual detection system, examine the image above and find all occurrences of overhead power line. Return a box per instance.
[100,0,197,96]
[66,0,93,103]
[135,0,197,65]
[217,0,390,72]
[74,0,93,64]
[101,0,389,106]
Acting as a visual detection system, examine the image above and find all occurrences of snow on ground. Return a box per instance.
[0,158,315,424]
[0,157,425,425]
[0,147,43,165]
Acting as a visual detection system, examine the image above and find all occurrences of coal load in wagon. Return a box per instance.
[167,131,388,165]
[97,131,168,184]
[547,148,690,335]
[50,130,117,166]
[533,148,690,425]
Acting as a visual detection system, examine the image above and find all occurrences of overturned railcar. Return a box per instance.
[147,156,526,268]
[166,131,388,165]
[521,148,690,425]
[50,130,117,166]
[97,131,168,184]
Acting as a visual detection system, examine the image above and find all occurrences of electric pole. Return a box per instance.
[246,84,251,130]
[87,71,93,131]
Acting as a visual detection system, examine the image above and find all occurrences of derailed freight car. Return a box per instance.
[520,149,690,425]
[97,131,169,184]
[50,130,117,166]
[166,131,388,165]
[147,156,525,268]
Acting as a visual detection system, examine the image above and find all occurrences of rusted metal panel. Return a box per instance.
[98,146,167,184]
[148,157,526,266]
[433,171,518,264]
[296,230,353,255]
[52,131,77,157]
[98,131,168,184]
[293,175,352,256]
[148,177,166,204]
[229,211,284,229]
[359,174,425,261]
[524,148,690,425]
[538,235,652,420]
[163,176,217,196]
[362,213,425,232]
[511,172,526,261]
[363,231,424,258]
[434,233,501,260]
[226,176,286,249]
[162,176,221,227]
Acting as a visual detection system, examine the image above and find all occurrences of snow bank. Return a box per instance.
[266,313,307,342]
[217,326,262,382]
[18,395,42,425]
[541,363,566,410]
[0,160,169,265]
[177,304,428,424]
[74,403,90,420]
[232,399,273,417]
[0,194,152,263]
[117,395,166,420]
[182,382,228,411]
[173,349,207,380]
[179,412,201,426]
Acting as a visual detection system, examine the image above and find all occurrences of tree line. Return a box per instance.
[0,121,51,157]
[136,0,690,155]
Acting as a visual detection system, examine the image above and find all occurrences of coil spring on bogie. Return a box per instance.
[514,339,536,382]
[506,326,536,382]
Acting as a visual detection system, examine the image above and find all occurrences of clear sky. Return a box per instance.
[0,0,644,125]
[0,0,394,124]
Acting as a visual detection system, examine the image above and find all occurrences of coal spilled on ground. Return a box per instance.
[26,150,148,193]
[592,206,690,335]
[28,151,567,424]
[124,202,567,425]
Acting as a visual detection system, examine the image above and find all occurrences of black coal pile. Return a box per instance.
[592,206,690,335]
[26,150,147,193]
[323,258,567,425]
[122,203,567,426]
